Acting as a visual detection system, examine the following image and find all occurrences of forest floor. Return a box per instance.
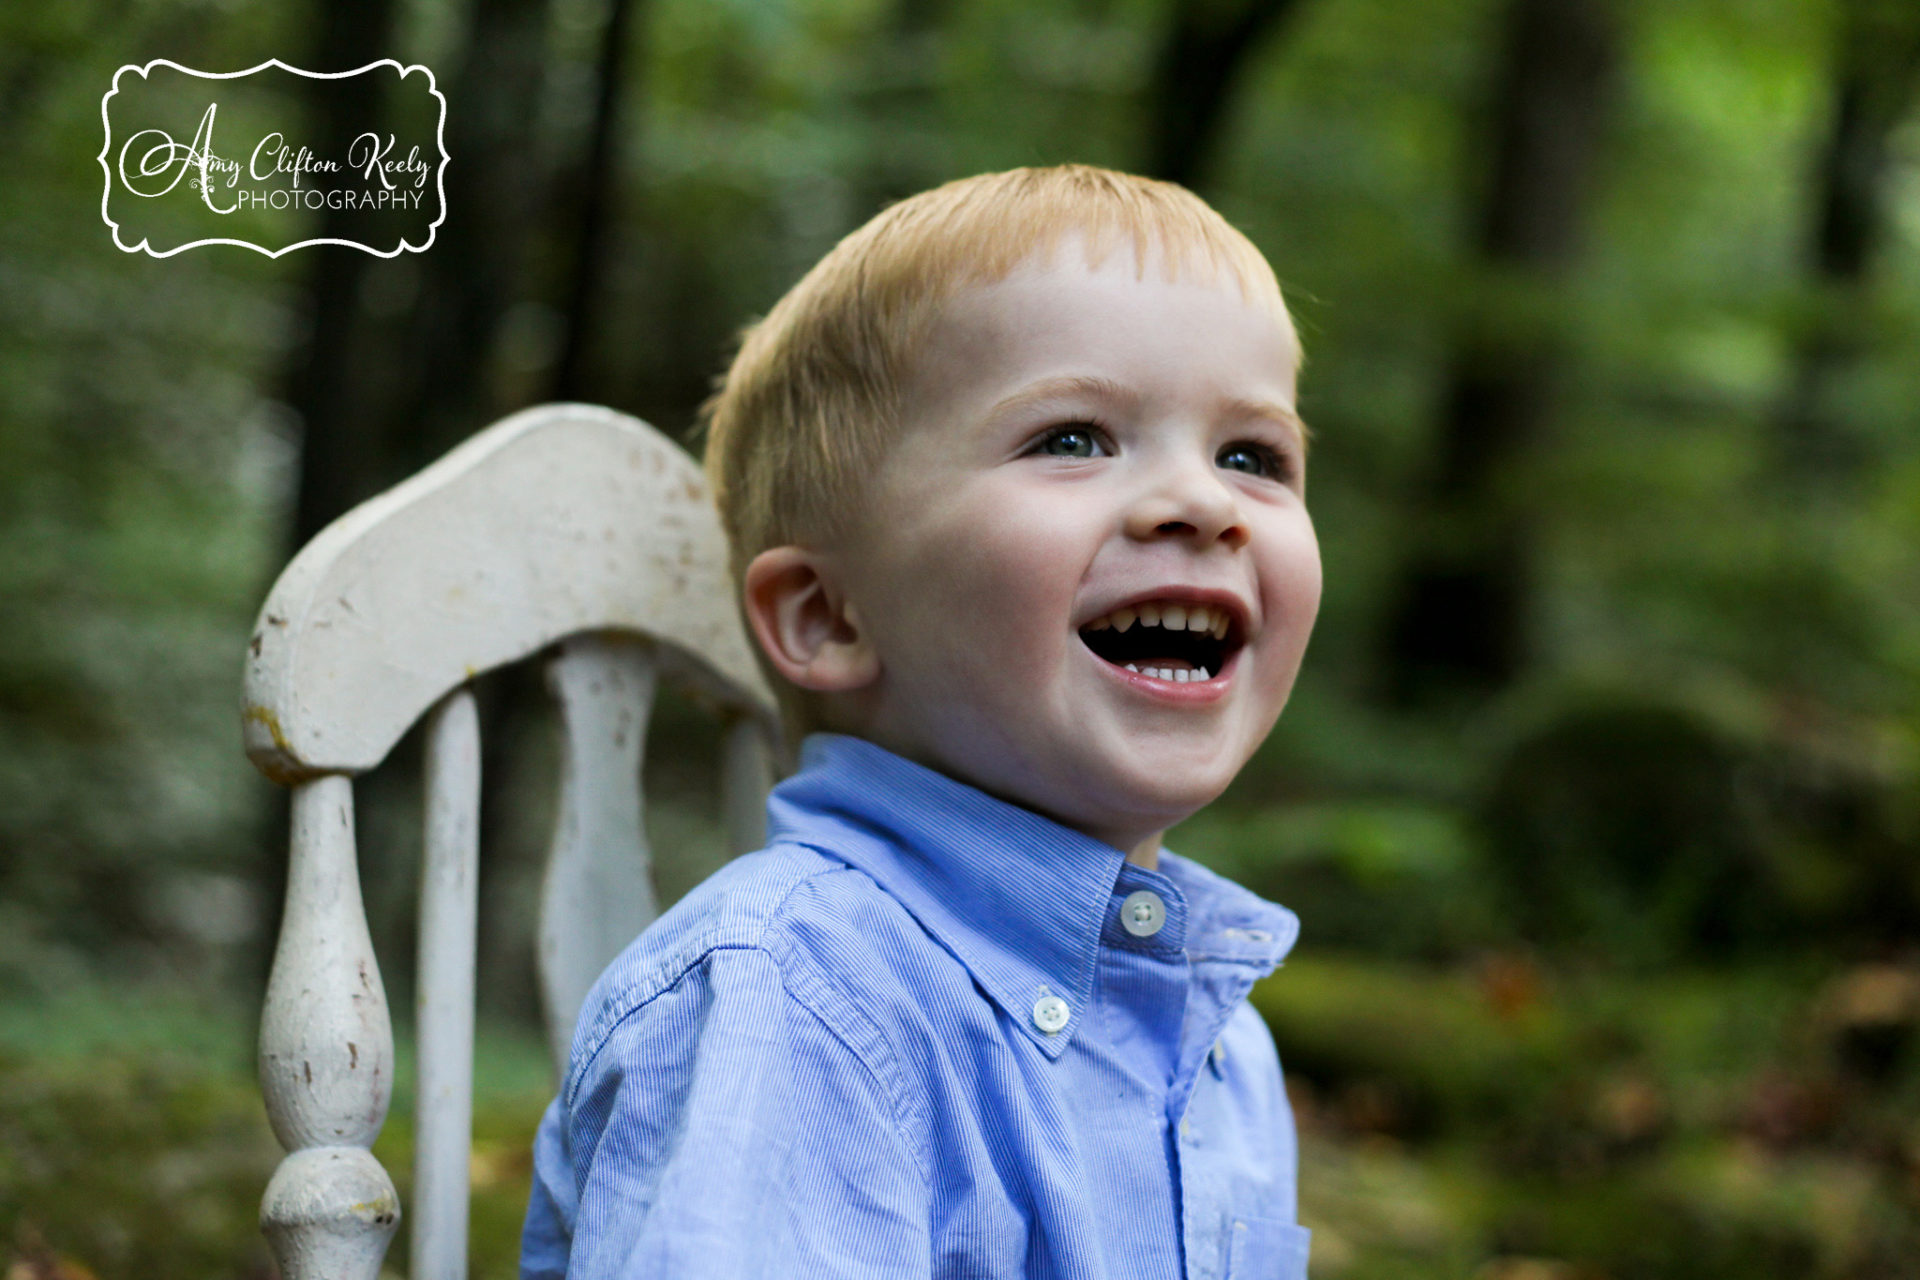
[2,956,1915,1280]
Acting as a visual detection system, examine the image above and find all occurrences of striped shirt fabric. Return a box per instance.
[520,733,1310,1280]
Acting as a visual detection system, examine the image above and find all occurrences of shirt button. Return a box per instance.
[1032,994,1071,1034]
[1120,890,1166,937]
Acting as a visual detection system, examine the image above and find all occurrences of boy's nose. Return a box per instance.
[1125,463,1250,551]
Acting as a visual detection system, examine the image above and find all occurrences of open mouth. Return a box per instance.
[1077,599,1243,684]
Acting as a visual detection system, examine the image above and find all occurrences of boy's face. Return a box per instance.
[825,243,1320,860]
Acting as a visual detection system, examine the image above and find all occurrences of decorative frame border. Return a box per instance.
[98,58,449,258]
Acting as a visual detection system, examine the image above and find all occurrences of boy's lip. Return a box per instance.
[1084,638,1240,702]
[1072,585,1254,638]
[1072,584,1252,703]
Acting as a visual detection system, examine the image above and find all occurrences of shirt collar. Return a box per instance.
[765,733,1299,1057]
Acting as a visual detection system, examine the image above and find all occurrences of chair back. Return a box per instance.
[243,403,777,1280]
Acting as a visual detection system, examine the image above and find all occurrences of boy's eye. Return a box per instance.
[1218,442,1285,479]
[1036,425,1105,458]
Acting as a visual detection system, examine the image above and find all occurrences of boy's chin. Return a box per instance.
[1096,729,1249,797]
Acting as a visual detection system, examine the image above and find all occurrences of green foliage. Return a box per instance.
[1259,956,1920,1278]
[0,986,554,1280]
[0,986,278,1279]
[0,1052,281,1280]
[0,1,303,996]
[1480,698,1779,960]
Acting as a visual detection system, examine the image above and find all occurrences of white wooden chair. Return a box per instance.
[241,404,779,1280]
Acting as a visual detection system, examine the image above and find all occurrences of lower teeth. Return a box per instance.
[1122,664,1211,683]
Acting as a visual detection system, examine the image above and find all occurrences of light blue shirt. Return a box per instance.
[521,733,1309,1279]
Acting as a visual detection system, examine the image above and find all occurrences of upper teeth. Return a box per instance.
[1084,600,1231,640]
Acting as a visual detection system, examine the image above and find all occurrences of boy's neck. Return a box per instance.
[1123,837,1163,872]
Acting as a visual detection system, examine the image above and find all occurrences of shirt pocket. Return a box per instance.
[1226,1216,1311,1280]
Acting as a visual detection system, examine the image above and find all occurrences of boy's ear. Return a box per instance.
[741,546,880,694]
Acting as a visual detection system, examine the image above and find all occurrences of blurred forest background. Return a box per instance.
[3,0,1920,1275]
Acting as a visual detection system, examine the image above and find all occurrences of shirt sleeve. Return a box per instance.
[524,943,932,1280]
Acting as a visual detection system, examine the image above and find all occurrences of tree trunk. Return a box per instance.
[393,0,555,470]
[1381,0,1618,706]
[1776,0,1920,479]
[1143,0,1308,190]
[551,0,642,402]
[286,0,401,549]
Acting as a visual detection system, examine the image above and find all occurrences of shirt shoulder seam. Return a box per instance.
[563,863,935,1185]
[758,924,936,1186]
[564,853,840,1105]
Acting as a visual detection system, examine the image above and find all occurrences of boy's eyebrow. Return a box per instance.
[984,375,1142,421]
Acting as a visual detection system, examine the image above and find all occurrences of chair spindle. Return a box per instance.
[258,774,400,1280]
[413,687,482,1280]
[538,635,660,1074]
[722,715,774,856]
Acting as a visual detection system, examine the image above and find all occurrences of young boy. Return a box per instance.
[521,164,1320,1280]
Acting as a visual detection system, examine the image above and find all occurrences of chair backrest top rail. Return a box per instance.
[243,403,774,784]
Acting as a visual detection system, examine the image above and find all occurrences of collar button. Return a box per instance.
[1121,889,1167,937]
[1031,994,1071,1034]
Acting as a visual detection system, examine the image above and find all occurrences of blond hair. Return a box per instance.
[699,163,1290,732]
